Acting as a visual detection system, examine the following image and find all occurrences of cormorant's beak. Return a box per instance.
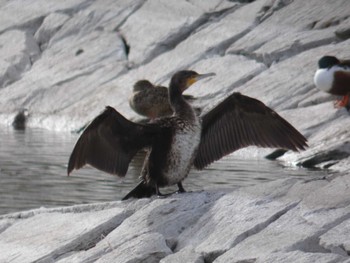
[187,72,216,87]
[196,72,216,81]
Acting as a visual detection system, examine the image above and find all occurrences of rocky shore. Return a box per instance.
[0,0,350,262]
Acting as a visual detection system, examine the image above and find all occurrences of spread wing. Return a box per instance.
[67,106,159,176]
[193,92,307,170]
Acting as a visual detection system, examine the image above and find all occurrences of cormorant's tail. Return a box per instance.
[122,181,156,200]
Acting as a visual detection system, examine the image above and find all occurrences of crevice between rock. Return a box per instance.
[0,16,45,36]
[191,64,267,112]
[257,36,338,67]
[214,63,267,98]
[140,5,242,66]
[202,201,300,262]
[211,27,255,57]
[155,26,259,86]
[226,2,348,68]
[230,260,257,263]
[19,0,95,52]
[120,4,256,85]
[0,201,123,220]
[56,0,96,17]
[298,148,350,169]
[86,193,225,263]
[0,220,15,235]
[76,230,164,263]
[290,211,350,257]
[321,211,350,257]
[82,234,142,263]
[53,67,101,87]
[113,0,148,30]
[256,0,294,23]
[35,210,132,263]
[229,35,338,69]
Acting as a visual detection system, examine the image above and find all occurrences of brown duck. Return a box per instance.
[129,79,196,119]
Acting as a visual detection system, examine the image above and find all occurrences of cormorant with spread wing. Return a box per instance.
[67,70,307,200]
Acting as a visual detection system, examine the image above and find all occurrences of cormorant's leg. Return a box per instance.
[155,183,187,198]
[155,184,161,195]
[177,182,186,193]
[156,184,167,198]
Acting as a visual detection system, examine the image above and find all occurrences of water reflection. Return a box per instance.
[0,128,325,215]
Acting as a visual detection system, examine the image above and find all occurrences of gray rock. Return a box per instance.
[1,176,349,262]
[55,191,224,262]
[0,206,129,263]
[128,0,267,84]
[0,0,350,262]
[228,0,350,65]
[94,232,172,263]
[214,175,350,262]
[0,0,87,33]
[0,30,40,88]
[335,16,350,40]
[34,12,70,50]
[0,29,128,131]
[49,0,144,46]
[320,219,350,256]
[120,0,237,65]
[160,246,204,263]
[245,251,346,263]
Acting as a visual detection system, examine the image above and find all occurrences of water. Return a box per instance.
[0,127,326,215]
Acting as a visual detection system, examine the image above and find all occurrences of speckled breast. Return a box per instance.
[163,119,201,186]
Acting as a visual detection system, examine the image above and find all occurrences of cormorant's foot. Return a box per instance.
[176,189,186,194]
[155,183,187,198]
[155,187,172,198]
[156,190,186,198]
[173,190,186,195]
[173,191,186,195]
[156,192,168,199]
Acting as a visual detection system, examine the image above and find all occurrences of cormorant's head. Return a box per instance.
[318,56,340,69]
[133,80,154,92]
[171,70,216,93]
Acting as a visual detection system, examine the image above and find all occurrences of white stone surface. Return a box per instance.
[0,30,40,88]
[320,219,350,256]
[1,176,349,262]
[245,251,346,263]
[228,0,350,65]
[0,206,128,263]
[0,0,86,33]
[0,0,350,262]
[119,0,236,64]
[34,12,70,50]
[160,246,204,263]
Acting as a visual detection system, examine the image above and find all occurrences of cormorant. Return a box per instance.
[314,55,350,108]
[67,70,307,200]
[129,79,196,119]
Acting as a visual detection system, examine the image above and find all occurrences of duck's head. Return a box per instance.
[318,56,340,69]
[133,80,154,92]
[170,70,216,93]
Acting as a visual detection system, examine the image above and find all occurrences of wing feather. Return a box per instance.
[67,106,159,176]
[194,93,307,169]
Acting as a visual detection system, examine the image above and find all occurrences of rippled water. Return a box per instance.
[0,127,326,215]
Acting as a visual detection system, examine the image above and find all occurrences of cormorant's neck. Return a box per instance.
[169,82,192,117]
